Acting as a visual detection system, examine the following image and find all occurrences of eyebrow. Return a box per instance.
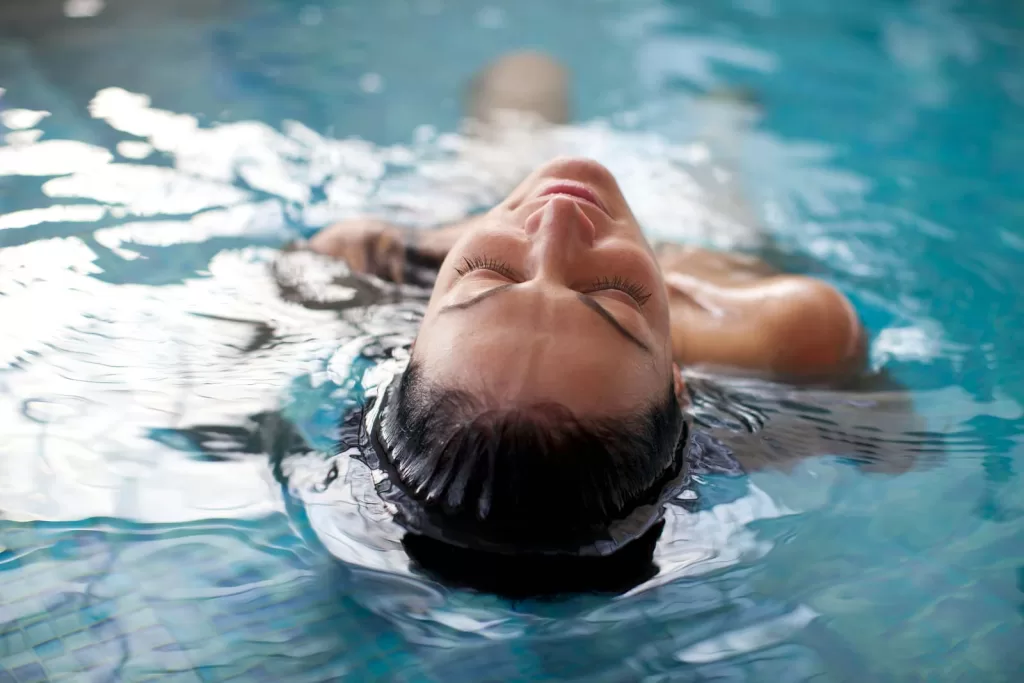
[575,293,651,353]
[439,282,517,312]
[439,284,651,353]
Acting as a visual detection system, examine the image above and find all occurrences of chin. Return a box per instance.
[540,157,617,185]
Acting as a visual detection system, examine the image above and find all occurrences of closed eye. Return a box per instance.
[583,276,652,307]
[456,255,651,308]
[455,256,523,281]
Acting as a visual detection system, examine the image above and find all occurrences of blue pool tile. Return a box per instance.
[85,617,122,642]
[21,622,54,649]
[49,613,84,640]
[197,665,226,683]
[11,663,45,683]
[130,625,174,651]
[0,630,27,658]
[59,629,91,653]
[36,654,78,680]
[32,636,64,658]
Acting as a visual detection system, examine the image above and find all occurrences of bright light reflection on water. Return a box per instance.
[1,0,1022,680]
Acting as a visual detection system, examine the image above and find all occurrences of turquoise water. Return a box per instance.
[2,0,1023,680]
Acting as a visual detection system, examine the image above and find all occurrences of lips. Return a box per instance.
[538,182,608,215]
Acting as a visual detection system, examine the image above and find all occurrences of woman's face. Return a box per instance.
[414,157,680,416]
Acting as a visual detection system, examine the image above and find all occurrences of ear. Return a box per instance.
[672,363,686,402]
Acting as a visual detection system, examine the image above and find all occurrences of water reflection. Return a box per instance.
[64,0,105,19]
[1,36,1022,678]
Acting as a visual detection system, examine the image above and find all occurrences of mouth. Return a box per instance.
[537,182,609,215]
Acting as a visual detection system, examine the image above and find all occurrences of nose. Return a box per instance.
[525,197,596,279]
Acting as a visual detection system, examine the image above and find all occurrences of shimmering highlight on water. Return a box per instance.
[2,0,1023,680]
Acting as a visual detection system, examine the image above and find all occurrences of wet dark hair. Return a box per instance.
[378,361,687,550]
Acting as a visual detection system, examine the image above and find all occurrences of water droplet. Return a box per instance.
[63,0,104,18]
[116,141,153,160]
[1,109,50,130]
[360,73,384,94]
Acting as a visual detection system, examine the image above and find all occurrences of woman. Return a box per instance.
[280,53,867,559]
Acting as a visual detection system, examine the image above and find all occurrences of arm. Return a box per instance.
[304,216,479,285]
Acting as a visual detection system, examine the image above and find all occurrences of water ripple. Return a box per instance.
[1,1,1023,678]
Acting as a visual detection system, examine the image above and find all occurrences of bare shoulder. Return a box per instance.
[665,254,866,384]
[757,275,867,381]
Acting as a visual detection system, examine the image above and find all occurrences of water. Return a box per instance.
[1,0,1023,680]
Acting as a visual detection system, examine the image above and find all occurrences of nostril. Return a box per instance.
[526,197,596,247]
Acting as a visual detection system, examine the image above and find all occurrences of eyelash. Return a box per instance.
[587,275,652,307]
[455,256,521,280]
[456,257,652,307]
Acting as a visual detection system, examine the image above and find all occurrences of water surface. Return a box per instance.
[1,0,1023,681]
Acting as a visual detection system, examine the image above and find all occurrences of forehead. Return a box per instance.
[415,294,665,415]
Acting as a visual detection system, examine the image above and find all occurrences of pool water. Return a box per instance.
[2,0,1023,680]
